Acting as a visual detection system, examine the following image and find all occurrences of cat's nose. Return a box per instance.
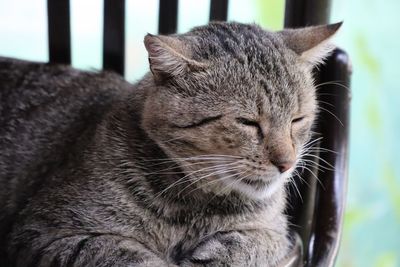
[271,159,295,173]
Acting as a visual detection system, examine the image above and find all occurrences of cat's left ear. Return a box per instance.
[278,22,342,66]
[144,34,205,82]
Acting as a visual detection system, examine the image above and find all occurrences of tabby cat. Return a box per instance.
[0,22,341,266]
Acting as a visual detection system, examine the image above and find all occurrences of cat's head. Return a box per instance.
[141,22,341,200]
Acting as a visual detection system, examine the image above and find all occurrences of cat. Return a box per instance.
[0,21,341,267]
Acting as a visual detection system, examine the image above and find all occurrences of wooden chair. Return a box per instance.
[46,0,351,266]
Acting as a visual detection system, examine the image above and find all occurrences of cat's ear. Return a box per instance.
[278,22,342,66]
[144,34,205,81]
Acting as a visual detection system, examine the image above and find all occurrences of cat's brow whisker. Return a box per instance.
[316,93,340,97]
[317,106,344,126]
[315,80,350,92]
[302,136,323,148]
[309,130,322,137]
[317,100,335,108]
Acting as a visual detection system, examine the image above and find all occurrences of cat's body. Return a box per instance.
[0,22,340,266]
[0,57,288,267]
[0,57,133,265]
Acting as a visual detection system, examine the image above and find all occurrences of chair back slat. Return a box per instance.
[285,0,332,27]
[103,0,125,75]
[284,1,350,266]
[158,0,178,34]
[47,0,71,64]
[308,49,350,267]
[209,0,229,21]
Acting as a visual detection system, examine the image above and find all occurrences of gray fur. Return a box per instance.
[0,22,339,266]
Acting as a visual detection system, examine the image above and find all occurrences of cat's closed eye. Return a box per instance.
[291,116,305,124]
[235,117,263,139]
[173,115,223,129]
[235,117,259,128]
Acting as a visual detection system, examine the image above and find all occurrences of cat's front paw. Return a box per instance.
[185,231,254,267]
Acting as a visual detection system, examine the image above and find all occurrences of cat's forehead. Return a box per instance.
[185,22,314,112]
[190,22,290,63]
[189,22,304,87]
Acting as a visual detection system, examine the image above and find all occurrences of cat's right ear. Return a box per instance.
[144,34,205,82]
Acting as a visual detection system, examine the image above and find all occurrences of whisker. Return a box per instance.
[301,153,335,169]
[203,169,251,205]
[318,106,344,126]
[315,80,350,92]
[299,165,324,188]
[178,166,244,196]
[220,171,253,197]
[152,163,240,199]
[186,168,248,197]
[292,169,310,187]
[302,137,323,148]
[306,147,338,154]
[316,93,340,97]
[299,158,333,172]
[288,176,303,202]
[317,100,335,108]
[153,162,243,200]
[137,158,236,169]
[143,160,237,175]
[138,154,242,163]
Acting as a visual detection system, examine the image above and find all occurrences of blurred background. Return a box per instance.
[0,0,399,266]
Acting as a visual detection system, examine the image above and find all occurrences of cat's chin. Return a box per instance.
[222,175,286,200]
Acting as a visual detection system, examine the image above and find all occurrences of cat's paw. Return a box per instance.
[185,231,254,267]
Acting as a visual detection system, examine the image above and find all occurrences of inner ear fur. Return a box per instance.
[144,34,206,81]
[278,22,342,66]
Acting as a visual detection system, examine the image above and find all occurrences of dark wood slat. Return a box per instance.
[307,49,351,267]
[284,0,331,28]
[103,0,125,75]
[209,0,229,21]
[286,151,319,259]
[284,1,351,266]
[47,0,71,64]
[158,0,178,34]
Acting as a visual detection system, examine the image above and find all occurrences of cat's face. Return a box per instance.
[142,22,340,200]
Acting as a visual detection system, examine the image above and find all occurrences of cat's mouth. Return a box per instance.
[184,159,291,200]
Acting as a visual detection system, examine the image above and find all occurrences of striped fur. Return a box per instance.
[0,22,339,266]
